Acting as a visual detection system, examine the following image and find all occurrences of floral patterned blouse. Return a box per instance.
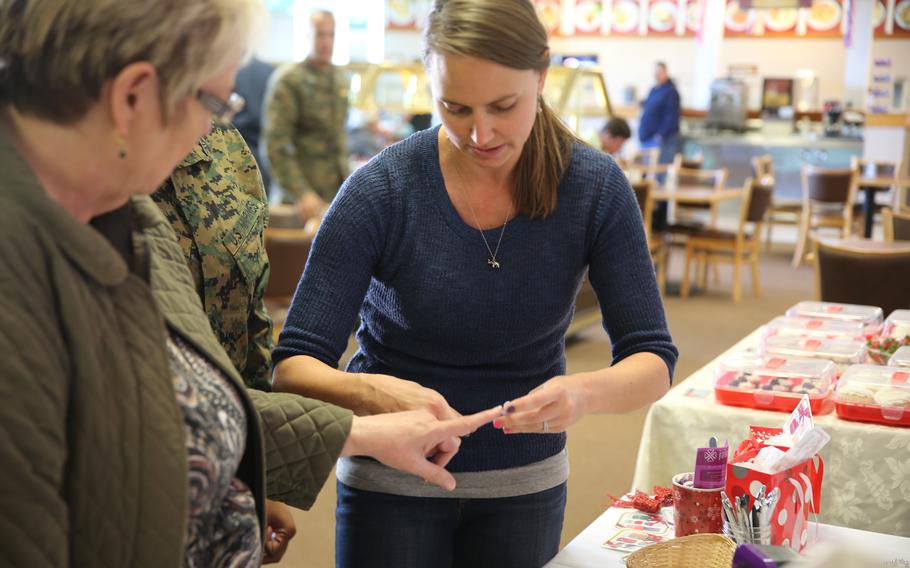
[166,333,261,567]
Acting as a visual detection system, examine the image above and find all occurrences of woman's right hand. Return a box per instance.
[361,373,461,420]
[341,406,502,491]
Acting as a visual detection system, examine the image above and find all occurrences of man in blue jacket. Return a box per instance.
[639,62,681,230]
[639,61,681,164]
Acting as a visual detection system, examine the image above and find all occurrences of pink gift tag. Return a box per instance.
[694,444,729,489]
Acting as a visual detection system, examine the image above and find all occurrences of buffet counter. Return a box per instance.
[680,129,862,200]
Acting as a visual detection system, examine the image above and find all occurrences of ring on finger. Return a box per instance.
[542,420,549,433]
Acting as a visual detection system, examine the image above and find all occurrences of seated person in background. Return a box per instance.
[599,117,631,158]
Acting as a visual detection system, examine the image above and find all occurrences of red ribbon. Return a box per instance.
[608,486,674,514]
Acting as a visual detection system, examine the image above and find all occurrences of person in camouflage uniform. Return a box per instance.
[263,10,349,218]
[153,124,273,392]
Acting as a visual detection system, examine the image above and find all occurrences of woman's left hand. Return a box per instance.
[496,375,589,434]
[263,499,297,564]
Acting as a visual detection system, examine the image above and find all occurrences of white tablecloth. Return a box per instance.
[631,327,910,537]
[544,506,910,567]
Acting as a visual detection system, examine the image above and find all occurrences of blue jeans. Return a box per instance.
[335,481,567,568]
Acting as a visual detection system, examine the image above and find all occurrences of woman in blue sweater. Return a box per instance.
[272,0,678,566]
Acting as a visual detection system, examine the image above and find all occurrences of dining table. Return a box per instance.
[544,504,910,568]
[854,176,910,238]
[631,324,910,538]
[652,187,743,205]
[817,236,910,254]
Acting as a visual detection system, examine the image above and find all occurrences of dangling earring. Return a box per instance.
[537,95,543,114]
[117,136,127,159]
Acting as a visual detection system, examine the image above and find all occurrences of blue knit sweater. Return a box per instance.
[273,126,677,472]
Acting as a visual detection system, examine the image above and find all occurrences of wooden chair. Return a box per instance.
[753,154,800,250]
[268,203,306,229]
[264,227,315,299]
[681,178,772,302]
[676,153,704,170]
[813,239,910,316]
[631,179,668,294]
[618,147,661,182]
[883,208,910,242]
[792,165,857,267]
[751,154,774,184]
[264,227,314,337]
[666,157,728,235]
[897,183,910,214]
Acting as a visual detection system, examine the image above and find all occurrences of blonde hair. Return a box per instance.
[0,0,265,124]
[423,0,581,218]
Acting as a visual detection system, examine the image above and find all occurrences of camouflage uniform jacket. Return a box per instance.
[263,58,349,202]
[153,125,273,391]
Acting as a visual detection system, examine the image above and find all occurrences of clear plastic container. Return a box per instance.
[761,336,867,371]
[714,353,837,414]
[835,364,910,426]
[784,301,884,336]
[889,346,910,368]
[884,310,910,339]
[762,316,864,341]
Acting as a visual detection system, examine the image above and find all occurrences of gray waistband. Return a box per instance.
[336,449,569,499]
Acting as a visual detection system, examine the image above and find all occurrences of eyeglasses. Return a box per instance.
[196,90,245,125]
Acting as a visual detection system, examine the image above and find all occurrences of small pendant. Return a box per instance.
[487,258,501,269]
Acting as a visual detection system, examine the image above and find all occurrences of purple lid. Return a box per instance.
[732,544,777,568]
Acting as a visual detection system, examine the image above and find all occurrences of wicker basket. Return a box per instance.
[625,534,736,568]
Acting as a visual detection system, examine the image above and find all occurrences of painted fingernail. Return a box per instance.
[506,405,516,414]
[503,428,513,434]
[493,419,503,429]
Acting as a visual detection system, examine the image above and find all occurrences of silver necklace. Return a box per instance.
[446,138,511,269]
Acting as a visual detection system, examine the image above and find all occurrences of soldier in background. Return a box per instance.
[153,124,273,393]
[263,9,349,220]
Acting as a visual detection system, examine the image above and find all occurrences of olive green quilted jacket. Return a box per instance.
[0,130,352,567]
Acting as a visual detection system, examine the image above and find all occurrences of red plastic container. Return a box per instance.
[835,365,910,427]
[714,354,837,414]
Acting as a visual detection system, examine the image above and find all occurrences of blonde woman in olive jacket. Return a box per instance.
[0,1,498,566]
